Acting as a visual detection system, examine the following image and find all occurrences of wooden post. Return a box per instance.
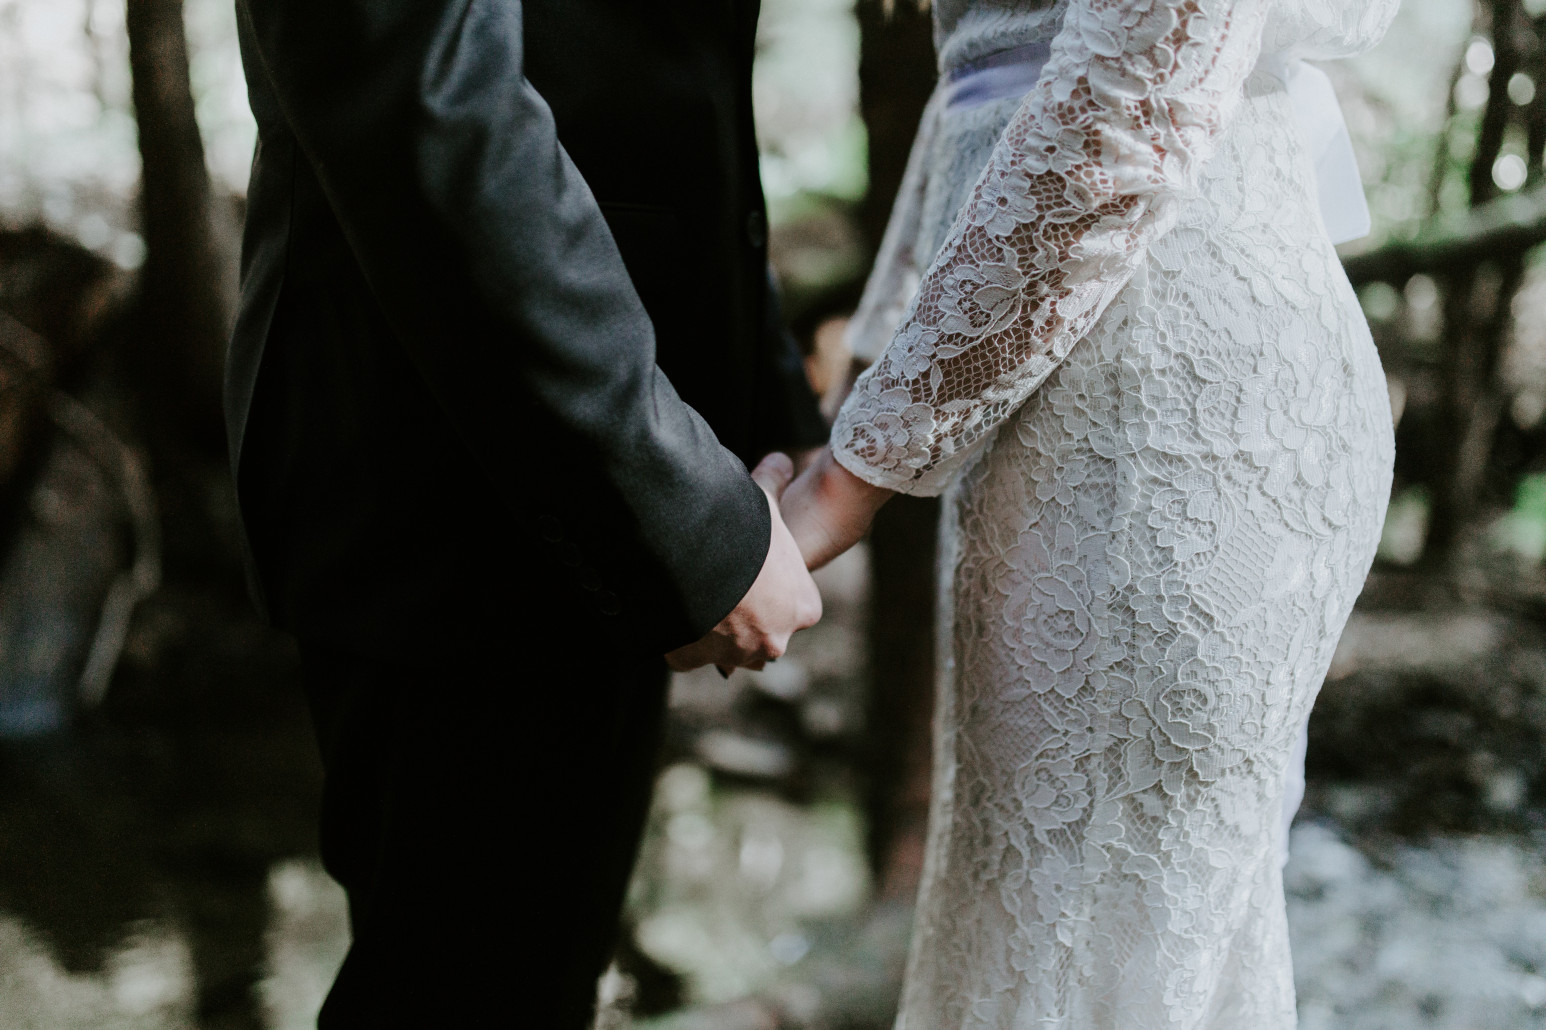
[854,0,940,901]
[1424,0,1530,561]
[125,0,233,449]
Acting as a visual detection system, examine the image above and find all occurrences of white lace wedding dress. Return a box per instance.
[832,0,1399,1026]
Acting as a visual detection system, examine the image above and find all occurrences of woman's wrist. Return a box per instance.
[778,447,892,569]
[813,447,892,524]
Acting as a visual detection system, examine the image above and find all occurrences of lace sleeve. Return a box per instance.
[832,0,1272,495]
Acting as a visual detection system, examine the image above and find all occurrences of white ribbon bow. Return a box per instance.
[1263,57,1372,245]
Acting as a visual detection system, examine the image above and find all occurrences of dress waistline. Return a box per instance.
[940,42,1371,245]
[943,40,1051,110]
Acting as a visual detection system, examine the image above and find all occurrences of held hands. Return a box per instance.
[664,454,823,673]
[662,361,884,671]
[661,448,890,674]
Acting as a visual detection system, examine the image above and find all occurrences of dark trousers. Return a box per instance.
[299,637,670,1028]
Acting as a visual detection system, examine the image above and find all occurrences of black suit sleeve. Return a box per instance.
[753,267,830,456]
[236,0,770,649]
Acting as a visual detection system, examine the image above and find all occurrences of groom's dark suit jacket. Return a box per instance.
[227,0,826,653]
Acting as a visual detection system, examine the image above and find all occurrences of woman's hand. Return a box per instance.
[778,446,893,569]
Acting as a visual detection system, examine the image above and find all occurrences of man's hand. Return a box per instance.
[664,453,823,673]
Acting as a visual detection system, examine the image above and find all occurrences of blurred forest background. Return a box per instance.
[4,0,1546,1028]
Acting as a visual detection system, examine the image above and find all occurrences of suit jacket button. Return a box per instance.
[596,590,621,615]
[745,210,767,249]
[558,542,582,568]
[579,566,601,591]
[536,515,563,542]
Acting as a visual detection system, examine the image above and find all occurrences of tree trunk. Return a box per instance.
[0,313,52,538]
[1422,0,1530,560]
[856,0,937,248]
[855,0,939,900]
[865,496,940,900]
[125,0,233,449]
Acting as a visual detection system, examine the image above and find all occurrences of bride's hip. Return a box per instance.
[955,291,1394,536]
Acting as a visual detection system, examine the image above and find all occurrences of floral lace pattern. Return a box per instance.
[834,0,1401,1027]
[835,0,1278,494]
